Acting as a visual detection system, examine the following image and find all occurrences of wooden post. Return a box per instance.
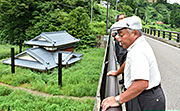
[19,39,22,53]
[58,53,62,86]
[11,48,15,73]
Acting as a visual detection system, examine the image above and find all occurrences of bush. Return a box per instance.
[89,21,106,35]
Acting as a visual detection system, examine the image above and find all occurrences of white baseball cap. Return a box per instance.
[110,16,142,31]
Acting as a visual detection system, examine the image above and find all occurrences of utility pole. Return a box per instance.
[115,1,117,22]
[91,0,93,22]
[106,0,109,35]
[145,12,147,24]
[115,0,120,22]
[135,8,138,15]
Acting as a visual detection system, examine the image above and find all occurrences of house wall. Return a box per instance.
[60,47,74,52]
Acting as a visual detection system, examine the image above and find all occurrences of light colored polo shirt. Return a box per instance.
[124,36,161,90]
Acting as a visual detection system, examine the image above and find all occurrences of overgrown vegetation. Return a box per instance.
[1,0,179,48]
[0,85,94,110]
[0,48,105,97]
[0,44,29,60]
[0,0,180,110]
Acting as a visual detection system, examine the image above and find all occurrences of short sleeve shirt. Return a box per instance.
[124,36,161,90]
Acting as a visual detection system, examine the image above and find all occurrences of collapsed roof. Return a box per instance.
[25,31,80,47]
[2,31,83,71]
[2,47,83,71]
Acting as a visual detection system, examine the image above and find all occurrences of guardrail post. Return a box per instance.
[154,30,156,36]
[163,31,165,38]
[169,32,172,40]
[150,29,152,35]
[58,53,62,86]
[158,31,160,37]
[11,48,15,73]
[177,34,179,42]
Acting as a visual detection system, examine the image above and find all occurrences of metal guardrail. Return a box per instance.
[142,28,180,42]
[93,32,122,111]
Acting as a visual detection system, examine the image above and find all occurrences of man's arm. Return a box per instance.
[101,80,148,111]
[107,61,126,76]
[119,80,148,103]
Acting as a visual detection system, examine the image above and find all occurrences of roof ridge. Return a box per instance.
[41,33,53,43]
[26,48,45,64]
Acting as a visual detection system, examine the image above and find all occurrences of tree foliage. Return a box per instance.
[170,3,180,28]
[63,7,97,49]
[0,0,36,44]
[0,0,180,47]
[25,2,68,39]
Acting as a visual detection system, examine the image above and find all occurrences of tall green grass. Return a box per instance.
[0,85,94,111]
[0,44,29,60]
[0,48,105,97]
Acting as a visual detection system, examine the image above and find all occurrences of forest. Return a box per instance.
[0,0,180,49]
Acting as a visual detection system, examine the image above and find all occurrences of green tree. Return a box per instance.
[63,7,97,49]
[170,3,180,28]
[0,0,36,44]
[25,2,68,39]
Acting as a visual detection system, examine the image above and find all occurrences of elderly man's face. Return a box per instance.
[117,29,137,49]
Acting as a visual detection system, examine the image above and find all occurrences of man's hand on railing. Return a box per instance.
[107,71,118,76]
[107,61,126,76]
[101,96,120,111]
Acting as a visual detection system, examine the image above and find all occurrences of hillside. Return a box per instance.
[0,0,180,46]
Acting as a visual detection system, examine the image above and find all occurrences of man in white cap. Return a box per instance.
[101,16,166,111]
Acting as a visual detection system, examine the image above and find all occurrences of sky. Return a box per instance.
[167,0,180,5]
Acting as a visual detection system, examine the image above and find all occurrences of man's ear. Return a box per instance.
[133,30,139,36]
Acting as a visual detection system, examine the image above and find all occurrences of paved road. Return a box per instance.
[145,35,180,110]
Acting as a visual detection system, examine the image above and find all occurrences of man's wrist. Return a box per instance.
[115,95,122,104]
[115,71,119,76]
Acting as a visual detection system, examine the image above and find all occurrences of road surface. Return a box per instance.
[145,35,180,110]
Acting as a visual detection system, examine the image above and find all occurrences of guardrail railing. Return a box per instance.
[94,32,122,111]
[142,28,180,42]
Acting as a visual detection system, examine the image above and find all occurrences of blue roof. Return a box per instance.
[25,31,80,47]
[2,47,83,71]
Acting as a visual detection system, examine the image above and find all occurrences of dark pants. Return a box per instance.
[114,41,127,66]
[125,86,166,111]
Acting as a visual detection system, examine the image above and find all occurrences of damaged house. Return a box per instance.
[2,31,83,71]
